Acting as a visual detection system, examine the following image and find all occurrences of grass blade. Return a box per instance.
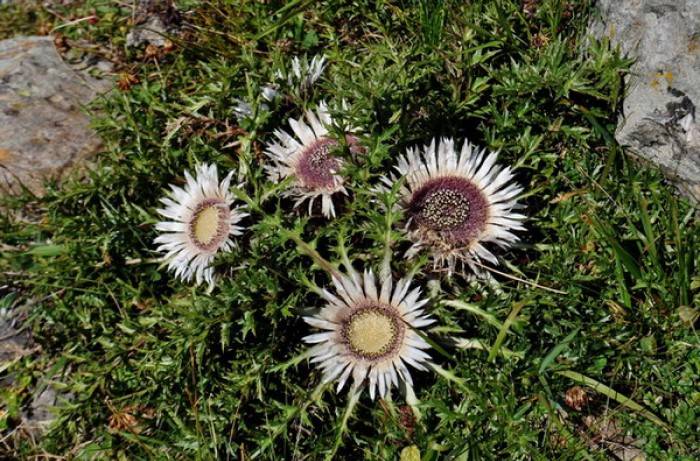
[590,216,642,280]
[637,193,660,269]
[556,370,669,430]
[538,328,579,374]
[444,300,508,332]
[488,301,525,361]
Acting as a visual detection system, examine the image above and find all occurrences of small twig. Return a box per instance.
[472,261,567,295]
[125,257,161,266]
[0,326,28,342]
[452,336,524,359]
[51,16,98,33]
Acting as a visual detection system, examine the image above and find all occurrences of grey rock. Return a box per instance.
[0,36,109,196]
[21,380,71,438]
[125,16,169,48]
[0,302,32,366]
[1,297,71,439]
[590,0,700,202]
[22,386,60,434]
[0,299,41,431]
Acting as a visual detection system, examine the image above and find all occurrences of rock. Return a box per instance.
[125,16,169,48]
[125,1,183,49]
[581,415,647,461]
[22,385,62,435]
[0,302,32,367]
[590,0,700,202]
[0,298,43,433]
[0,36,110,196]
[1,296,73,441]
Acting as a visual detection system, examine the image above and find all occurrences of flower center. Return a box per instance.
[189,199,230,251]
[343,306,402,360]
[417,188,470,230]
[296,137,342,189]
[408,176,488,243]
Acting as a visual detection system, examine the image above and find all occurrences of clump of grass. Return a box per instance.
[0,1,54,40]
[1,0,698,459]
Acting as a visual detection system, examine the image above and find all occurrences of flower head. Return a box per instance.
[385,138,525,274]
[304,269,435,400]
[275,54,327,92]
[261,84,279,102]
[154,163,247,287]
[232,84,280,123]
[232,99,254,121]
[264,103,362,217]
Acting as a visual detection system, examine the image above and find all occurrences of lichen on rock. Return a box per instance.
[0,36,110,195]
[589,0,700,202]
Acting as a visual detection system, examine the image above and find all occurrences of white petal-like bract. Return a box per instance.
[264,103,362,218]
[303,269,435,399]
[383,138,525,274]
[154,163,247,287]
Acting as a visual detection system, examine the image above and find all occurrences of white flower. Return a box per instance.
[384,137,525,274]
[264,102,362,218]
[303,269,435,400]
[261,84,279,102]
[295,54,326,89]
[275,54,327,91]
[154,163,247,287]
[232,99,254,121]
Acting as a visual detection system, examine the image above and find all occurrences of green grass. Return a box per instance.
[1,0,698,459]
[0,1,53,40]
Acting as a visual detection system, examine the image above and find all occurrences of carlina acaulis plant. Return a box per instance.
[264,102,363,218]
[383,137,526,275]
[303,268,436,400]
[154,163,248,287]
[7,2,691,459]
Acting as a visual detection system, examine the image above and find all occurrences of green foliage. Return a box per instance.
[1,0,698,459]
[0,1,53,40]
